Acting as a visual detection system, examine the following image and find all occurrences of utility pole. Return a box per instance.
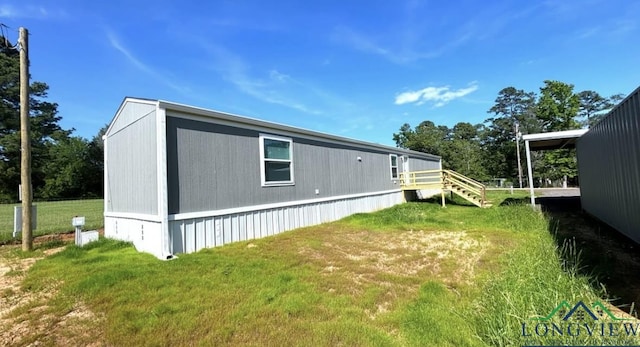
[19,27,33,251]
[515,122,523,189]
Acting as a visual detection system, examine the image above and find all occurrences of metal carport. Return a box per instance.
[522,129,588,207]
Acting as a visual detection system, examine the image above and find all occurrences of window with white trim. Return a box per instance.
[390,154,399,179]
[260,134,294,186]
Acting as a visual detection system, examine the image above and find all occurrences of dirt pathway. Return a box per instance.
[0,242,105,346]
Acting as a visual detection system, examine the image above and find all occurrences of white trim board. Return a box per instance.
[168,189,401,221]
[155,104,171,258]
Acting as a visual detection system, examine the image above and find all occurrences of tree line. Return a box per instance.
[0,35,105,203]
[393,80,623,187]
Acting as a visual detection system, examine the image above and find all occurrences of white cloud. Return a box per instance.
[394,83,479,107]
[0,4,66,19]
[106,30,191,96]
[107,32,152,74]
[333,26,442,64]
[269,70,291,83]
[0,5,18,18]
[196,42,328,115]
[187,39,378,131]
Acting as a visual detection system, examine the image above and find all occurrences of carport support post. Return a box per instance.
[525,139,535,207]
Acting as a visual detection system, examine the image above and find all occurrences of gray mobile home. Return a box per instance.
[104,98,440,259]
[577,86,640,243]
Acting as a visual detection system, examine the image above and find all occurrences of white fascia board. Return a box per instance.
[522,129,588,142]
[168,189,401,221]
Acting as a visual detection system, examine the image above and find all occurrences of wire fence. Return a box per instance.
[0,199,103,244]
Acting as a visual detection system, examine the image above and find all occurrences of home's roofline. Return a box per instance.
[148,98,440,160]
[105,97,158,136]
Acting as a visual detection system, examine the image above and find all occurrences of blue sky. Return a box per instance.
[1,0,639,146]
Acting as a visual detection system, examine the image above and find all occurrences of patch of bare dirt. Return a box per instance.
[0,244,105,346]
[299,229,487,319]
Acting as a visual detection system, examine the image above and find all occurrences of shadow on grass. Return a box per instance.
[499,197,530,206]
[537,196,640,315]
[418,195,477,207]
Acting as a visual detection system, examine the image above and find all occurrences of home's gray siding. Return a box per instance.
[166,115,438,214]
[105,107,158,215]
[105,98,441,258]
[408,157,440,171]
[577,86,640,243]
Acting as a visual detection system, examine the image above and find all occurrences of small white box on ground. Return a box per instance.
[77,230,99,247]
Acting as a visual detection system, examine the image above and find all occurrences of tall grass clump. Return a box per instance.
[473,228,636,346]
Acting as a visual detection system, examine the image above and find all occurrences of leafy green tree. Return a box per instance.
[578,90,609,128]
[86,125,108,196]
[447,122,488,180]
[487,87,539,133]
[393,121,450,159]
[0,35,72,202]
[535,81,581,185]
[394,121,488,181]
[393,81,623,188]
[485,87,539,183]
[537,149,578,182]
[579,91,624,128]
[536,80,580,131]
[41,135,91,199]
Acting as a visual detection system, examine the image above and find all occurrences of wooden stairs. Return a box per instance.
[399,169,492,208]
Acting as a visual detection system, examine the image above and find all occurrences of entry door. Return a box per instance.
[401,156,410,184]
[401,156,410,173]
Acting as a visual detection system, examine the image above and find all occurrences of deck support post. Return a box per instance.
[440,171,446,207]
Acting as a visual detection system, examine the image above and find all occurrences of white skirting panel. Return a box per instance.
[104,216,164,258]
[169,191,403,255]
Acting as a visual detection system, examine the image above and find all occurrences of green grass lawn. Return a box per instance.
[0,199,103,243]
[4,192,637,346]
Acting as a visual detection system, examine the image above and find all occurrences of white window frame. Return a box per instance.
[389,154,399,179]
[259,134,295,187]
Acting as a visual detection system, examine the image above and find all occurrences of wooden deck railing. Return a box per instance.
[399,169,490,208]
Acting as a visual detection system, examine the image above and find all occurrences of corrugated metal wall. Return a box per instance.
[166,115,438,214]
[106,103,158,214]
[169,191,403,254]
[577,86,640,242]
